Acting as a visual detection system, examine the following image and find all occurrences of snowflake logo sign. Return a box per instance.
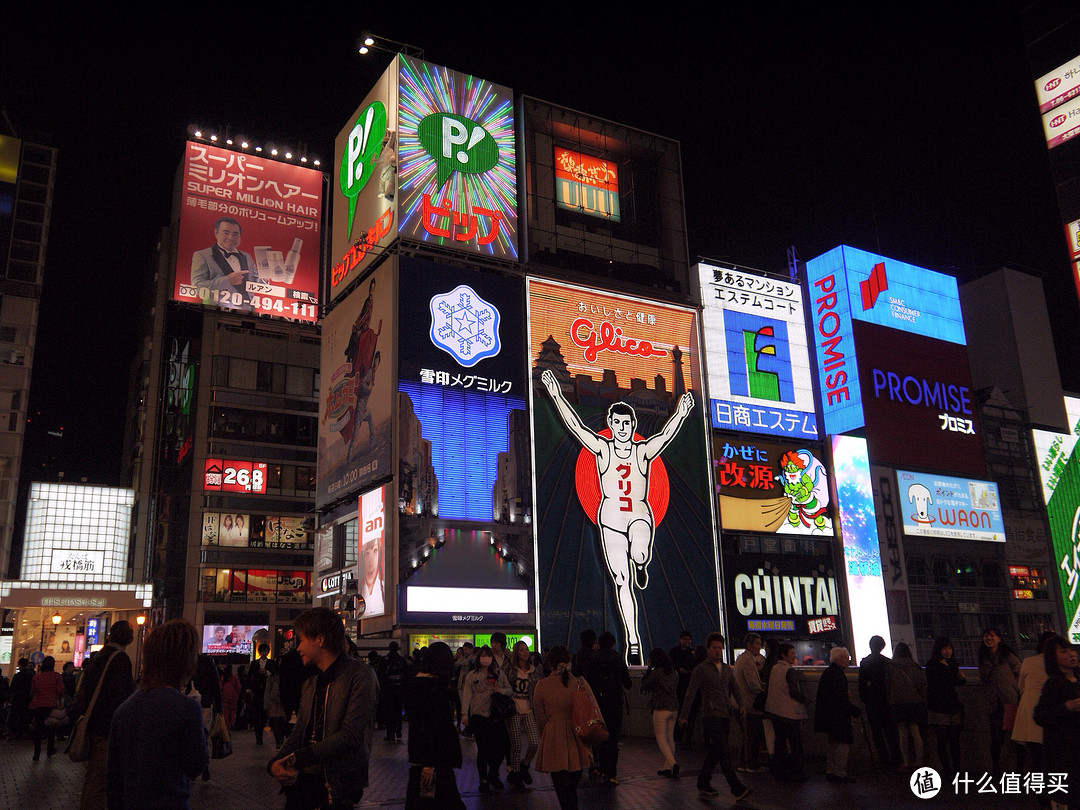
[429,284,501,368]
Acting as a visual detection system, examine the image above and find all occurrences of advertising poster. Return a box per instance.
[723,550,844,648]
[359,486,387,619]
[330,63,397,303]
[698,263,818,440]
[397,258,532,626]
[1033,396,1080,642]
[896,469,1005,543]
[204,458,268,493]
[805,245,966,436]
[714,435,834,536]
[528,278,718,664]
[854,320,985,476]
[201,512,250,547]
[396,56,518,261]
[173,141,322,322]
[831,435,891,661]
[317,260,394,508]
[1036,54,1080,113]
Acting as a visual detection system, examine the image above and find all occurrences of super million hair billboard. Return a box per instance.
[526,278,719,665]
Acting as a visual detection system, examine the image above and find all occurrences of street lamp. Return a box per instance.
[135,615,147,679]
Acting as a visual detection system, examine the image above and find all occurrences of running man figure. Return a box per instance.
[542,369,694,665]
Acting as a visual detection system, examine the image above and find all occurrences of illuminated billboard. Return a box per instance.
[1036,54,1080,114]
[698,263,817,440]
[201,512,312,549]
[201,624,268,657]
[203,458,268,493]
[714,436,833,536]
[554,148,620,221]
[724,551,844,644]
[854,321,985,477]
[330,64,397,303]
[1042,95,1080,150]
[831,436,891,661]
[896,469,1005,543]
[396,56,517,261]
[359,486,387,619]
[396,258,532,626]
[317,259,394,508]
[805,245,966,436]
[173,141,322,322]
[22,484,134,583]
[527,278,718,664]
[1033,396,1080,643]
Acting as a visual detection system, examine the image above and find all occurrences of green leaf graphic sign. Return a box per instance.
[418,112,498,187]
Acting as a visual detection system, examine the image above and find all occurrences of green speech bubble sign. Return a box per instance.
[339,100,387,239]
[418,112,498,187]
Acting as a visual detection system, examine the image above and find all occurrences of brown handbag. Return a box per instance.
[571,677,609,747]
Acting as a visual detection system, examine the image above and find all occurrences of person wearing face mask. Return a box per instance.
[461,645,512,794]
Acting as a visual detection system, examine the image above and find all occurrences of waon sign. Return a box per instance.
[204,459,268,493]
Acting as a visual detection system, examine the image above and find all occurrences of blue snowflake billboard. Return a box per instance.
[396,257,533,626]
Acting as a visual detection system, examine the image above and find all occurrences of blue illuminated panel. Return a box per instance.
[400,380,525,521]
[806,245,967,438]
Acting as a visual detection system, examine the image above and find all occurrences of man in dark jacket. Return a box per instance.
[248,643,271,745]
[376,641,407,742]
[9,657,34,739]
[815,647,861,782]
[77,620,135,809]
[678,633,752,802]
[269,607,376,809]
[858,634,901,769]
[586,631,632,786]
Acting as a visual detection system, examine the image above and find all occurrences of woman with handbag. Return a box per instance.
[29,656,65,760]
[533,646,598,810]
[460,645,512,794]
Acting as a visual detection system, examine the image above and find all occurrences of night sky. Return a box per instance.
[2,5,1074,484]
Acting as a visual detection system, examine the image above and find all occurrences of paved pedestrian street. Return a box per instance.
[0,724,1048,809]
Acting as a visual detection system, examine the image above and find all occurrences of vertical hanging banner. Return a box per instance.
[831,436,891,660]
[317,260,395,508]
[527,279,718,664]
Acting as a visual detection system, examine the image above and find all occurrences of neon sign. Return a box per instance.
[203,459,268,494]
[554,148,620,222]
[429,285,501,367]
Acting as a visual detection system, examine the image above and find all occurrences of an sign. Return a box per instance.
[317,260,394,508]
[359,486,387,619]
[854,321,985,477]
[698,263,818,440]
[173,141,322,322]
[527,278,719,664]
[832,436,891,660]
[397,55,517,260]
[1036,54,1080,114]
[806,245,966,437]
[714,437,834,536]
[896,469,1005,542]
[203,459,268,493]
[50,549,105,576]
[554,148,620,221]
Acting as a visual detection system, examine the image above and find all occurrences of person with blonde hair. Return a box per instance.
[106,619,208,809]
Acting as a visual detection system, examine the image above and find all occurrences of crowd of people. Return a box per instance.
[3,618,1080,808]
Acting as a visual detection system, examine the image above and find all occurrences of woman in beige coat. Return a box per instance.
[1012,630,1057,776]
[533,646,595,810]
